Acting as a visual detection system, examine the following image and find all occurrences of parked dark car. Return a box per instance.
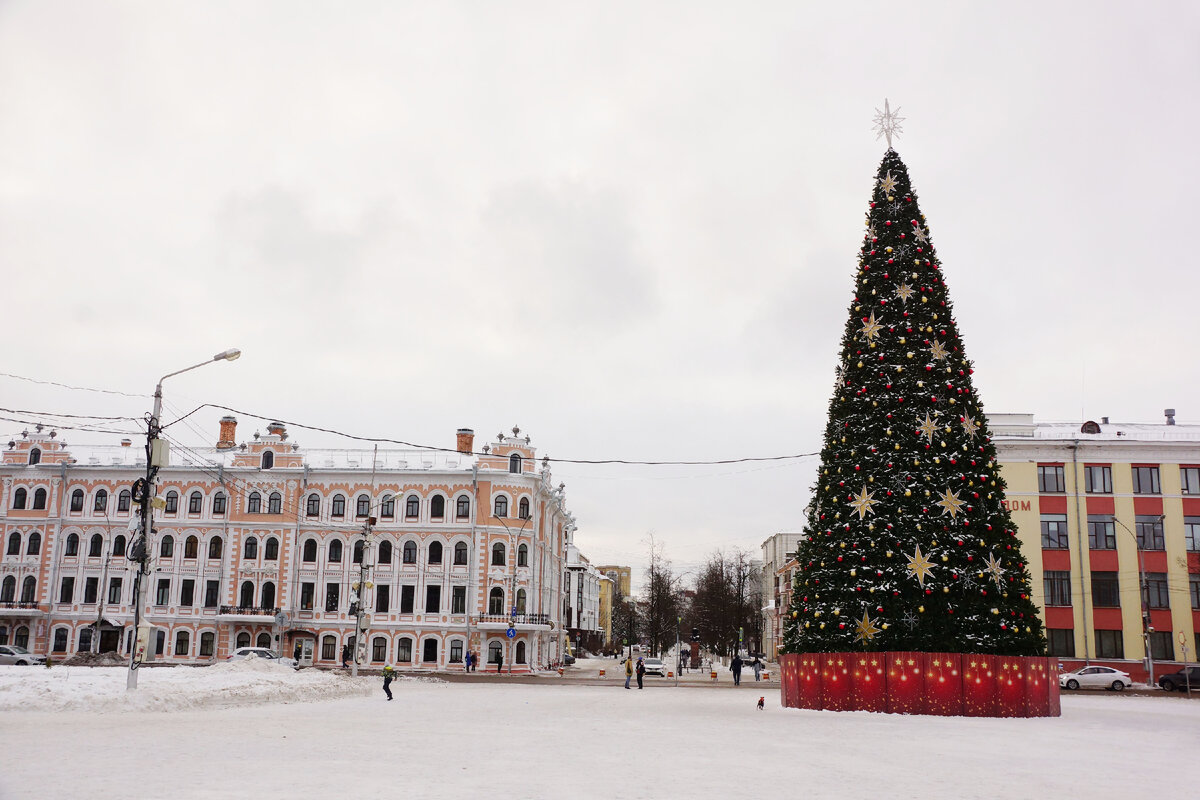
[1157,666,1200,692]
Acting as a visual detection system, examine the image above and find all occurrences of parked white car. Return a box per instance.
[642,657,667,677]
[228,647,294,667]
[0,645,46,665]
[1059,665,1132,691]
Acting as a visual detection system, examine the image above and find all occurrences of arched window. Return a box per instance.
[306,493,320,517]
[261,450,274,470]
[265,537,279,560]
[118,489,131,512]
[164,490,178,514]
[184,535,198,559]
[402,541,417,564]
[328,540,343,563]
[488,587,504,615]
[21,576,36,603]
[516,588,527,613]
[188,491,202,514]
[430,495,445,519]
[256,632,271,648]
[331,494,346,517]
[33,488,47,510]
[405,495,419,518]
[15,625,29,648]
[160,535,174,558]
[208,536,222,559]
[113,535,126,557]
[64,533,79,557]
[518,544,529,567]
[1,576,15,601]
[12,488,28,510]
[372,636,387,663]
[6,532,20,555]
[494,496,508,518]
[456,495,470,519]
[454,541,468,565]
[509,453,522,474]
[396,637,413,662]
[247,492,261,514]
[200,631,215,657]
[491,543,506,566]
[90,490,106,513]
[303,539,317,562]
[353,540,364,564]
[174,630,190,656]
[321,634,336,661]
[518,497,530,519]
[236,631,251,649]
[28,448,41,466]
[356,494,370,518]
[516,640,527,664]
[26,531,40,555]
[261,581,276,609]
[428,541,443,564]
[378,541,392,564]
[488,640,503,663]
[239,581,254,608]
[243,537,258,560]
[53,627,68,652]
[268,492,281,514]
[213,493,227,516]
[422,638,438,663]
[89,534,103,557]
[70,489,84,513]
[381,495,395,518]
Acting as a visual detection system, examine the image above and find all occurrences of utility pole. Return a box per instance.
[674,616,680,687]
[350,444,378,679]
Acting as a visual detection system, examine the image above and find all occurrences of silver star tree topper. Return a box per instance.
[872,98,905,149]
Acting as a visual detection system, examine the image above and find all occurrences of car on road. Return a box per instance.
[1157,666,1200,692]
[228,647,294,667]
[563,653,576,666]
[0,645,46,665]
[1059,665,1132,691]
[642,657,667,676]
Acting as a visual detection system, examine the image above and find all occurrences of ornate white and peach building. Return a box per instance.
[0,420,584,673]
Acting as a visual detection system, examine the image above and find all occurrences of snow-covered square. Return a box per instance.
[0,662,1195,799]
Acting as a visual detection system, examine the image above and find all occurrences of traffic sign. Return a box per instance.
[505,626,516,639]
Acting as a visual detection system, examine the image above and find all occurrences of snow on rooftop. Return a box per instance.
[989,413,1200,442]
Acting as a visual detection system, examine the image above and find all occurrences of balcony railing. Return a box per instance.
[219,605,281,616]
[0,600,40,609]
[474,613,550,626]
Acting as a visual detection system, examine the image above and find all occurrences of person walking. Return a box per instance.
[731,653,743,686]
[496,650,504,673]
[636,657,645,690]
[341,644,351,669]
[624,655,634,689]
[382,664,395,701]
[464,651,471,673]
[753,657,762,682]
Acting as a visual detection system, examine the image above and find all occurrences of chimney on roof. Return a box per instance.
[120,439,132,447]
[1101,416,1109,425]
[1165,408,1176,426]
[456,428,475,455]
[266,421,286,439]
[217,416,238,450]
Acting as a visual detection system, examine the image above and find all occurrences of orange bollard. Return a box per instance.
[710,671,718,682]
[599,668,606,678]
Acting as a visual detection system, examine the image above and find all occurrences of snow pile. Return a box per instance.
[0,660,383,712]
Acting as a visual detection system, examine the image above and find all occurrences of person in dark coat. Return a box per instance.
[341,644,351,669]
[496,651,504,673]
[382,665,394,701]
[624,656,633,689]
[731,654,743,686]
[464,651,471,672]
[636,657,645,689]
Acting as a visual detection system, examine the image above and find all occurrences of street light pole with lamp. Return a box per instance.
[126,349,241,690]
[1111,514,1163,688]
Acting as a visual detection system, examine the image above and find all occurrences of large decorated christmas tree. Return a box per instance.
[782,105,1045,657]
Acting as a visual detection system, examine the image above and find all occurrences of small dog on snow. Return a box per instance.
[757,696,765,710]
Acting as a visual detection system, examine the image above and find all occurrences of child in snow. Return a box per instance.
[383,664,395,701]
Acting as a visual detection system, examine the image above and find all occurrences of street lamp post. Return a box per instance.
[127,349,241,691]
[1112,514,1161,689]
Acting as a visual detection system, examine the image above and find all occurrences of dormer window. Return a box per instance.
[262,450,274,469]
[28,448,41,466]
[509,453,522,474]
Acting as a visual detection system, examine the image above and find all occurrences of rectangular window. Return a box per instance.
[450,640,463,663]
[397,638,412,662]
[325,583,340,612]
[1135,515,1165,551]
[204,580,219,608]
[452,586,466,614]
[375,584,390,613]
[1043,571,1071,606]
[1095,630,1124,659]
[400,585,415,614]
[1087,515,1115,550]
[1046,629,1075,658]
[59,577,74,604]
[1190,574,1200,610]
[322,637,336,661]
[1184,517,1200,552]
[108,577,123,605]
[156,579,170,606]
[1181,467,1200,495]
[188,493,202,514]
[1091,571,1120,607]
[174,633,189,656]
[213,494,226,516]
[200,633,214,657]
[1084,465,1112,494]
[425,585,441,613]
[83,577,98,604]
[1040,514,1069,549]
[1145,572,1169,609]
[1132,466,1161,495]
[180,579,195,607]
[372,638,386,662]
[300,582,314,611]
[1037,464,1065,493]
[1149,631,1174,661]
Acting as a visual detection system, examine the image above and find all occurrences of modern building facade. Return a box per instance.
[564,544,605,654]
[992,412,1200,680]
[0,421,588,673]
[760,532,803,660]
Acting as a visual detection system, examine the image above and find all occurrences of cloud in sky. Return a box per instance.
[2,1,1198,578]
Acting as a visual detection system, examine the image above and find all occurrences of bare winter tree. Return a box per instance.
[686,548,763,658]
[640,535,682,657]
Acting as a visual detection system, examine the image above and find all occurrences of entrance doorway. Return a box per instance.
[99,629,121,653]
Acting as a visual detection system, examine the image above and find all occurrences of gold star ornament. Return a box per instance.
[906,544,936,588]
[929,339,949,361]
[983,552,1005,587]
[934,488,966,518]
[895,283,915,303]
[847,487,880,520]
[961,414,980,438]
[859,311,884,342]
[879,170,899,195]
[916,412,939,444]
[855,609,882,643]
[912,223,929,244]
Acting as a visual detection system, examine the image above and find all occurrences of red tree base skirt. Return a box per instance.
[778,652,1061,717]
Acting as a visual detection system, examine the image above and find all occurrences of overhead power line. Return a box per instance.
[0,371,148,399]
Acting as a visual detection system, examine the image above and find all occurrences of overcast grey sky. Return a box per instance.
[2,2,1198,579]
